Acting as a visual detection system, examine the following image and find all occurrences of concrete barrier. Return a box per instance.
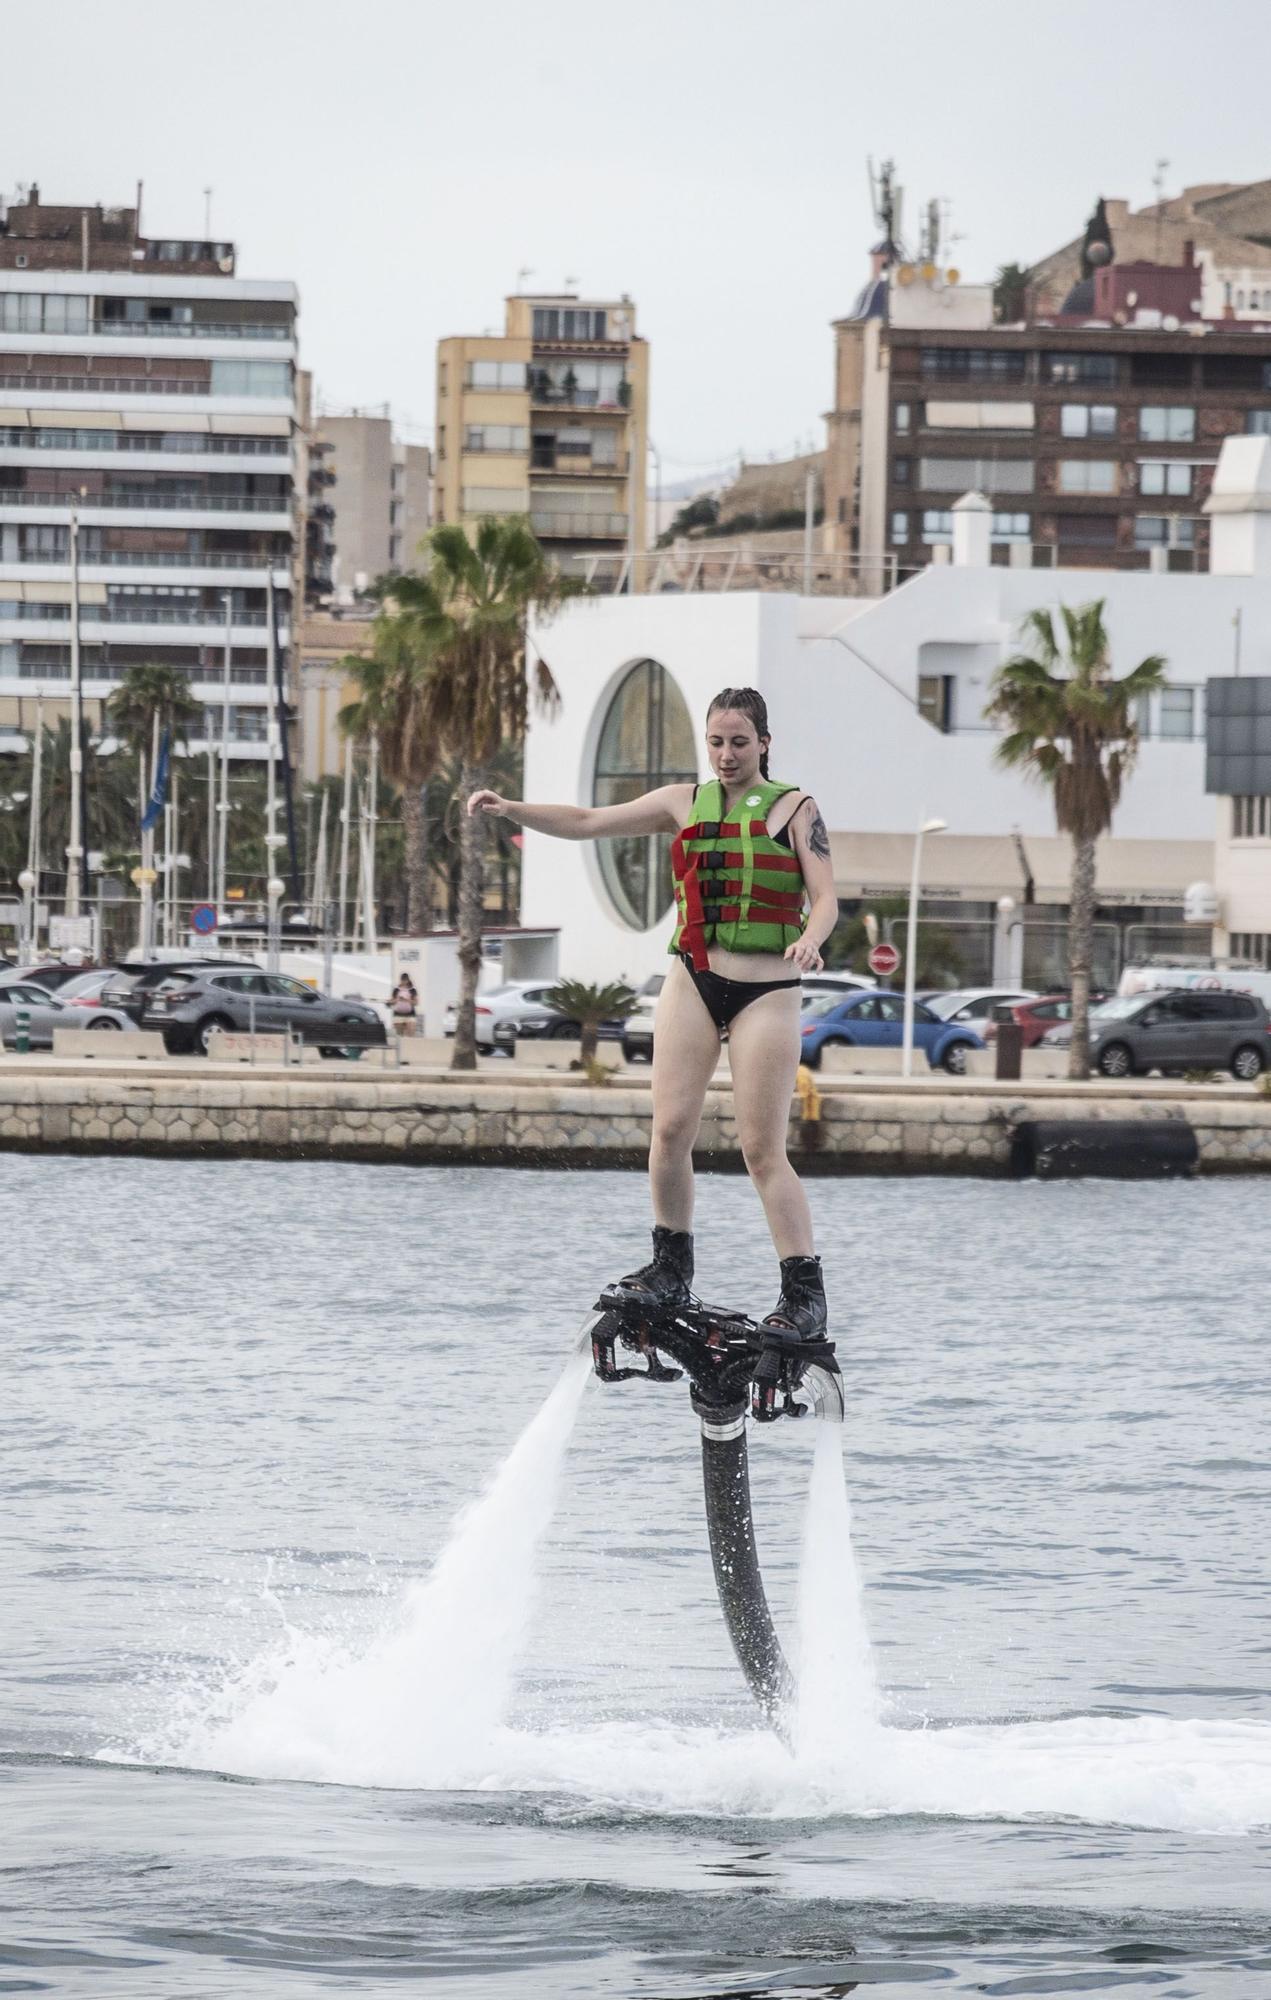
[205,1029,293,1064]
[51,1027,167,1060]
[819,1045,905,1075]
[965,1047,1069,1080]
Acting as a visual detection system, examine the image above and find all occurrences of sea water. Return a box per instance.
[3,1156,1269,1995]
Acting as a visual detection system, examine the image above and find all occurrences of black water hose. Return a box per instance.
[698,1402,794,1733]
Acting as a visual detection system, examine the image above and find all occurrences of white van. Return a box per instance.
[1119,963,1271,1008]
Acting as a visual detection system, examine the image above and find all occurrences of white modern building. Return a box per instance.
[522,471,1271,989]
[0,191,298,771]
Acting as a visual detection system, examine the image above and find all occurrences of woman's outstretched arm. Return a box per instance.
[466,782,691,841]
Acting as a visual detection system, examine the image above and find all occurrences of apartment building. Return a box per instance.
[435,293,648,576]
[315,409,431,596]
[827,251,1271,578]
[0,188,298,767]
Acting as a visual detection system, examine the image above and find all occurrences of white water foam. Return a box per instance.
[138,1346,592,1788]
[794,1422,880,1762]
[134,1368,1271,1835]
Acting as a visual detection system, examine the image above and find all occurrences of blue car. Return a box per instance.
[799,988,985,1074]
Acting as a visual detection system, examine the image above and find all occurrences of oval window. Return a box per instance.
[592,659,696,930]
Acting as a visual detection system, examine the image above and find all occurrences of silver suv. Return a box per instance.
[143,969,387,1056]
[1080,988,1271,1079]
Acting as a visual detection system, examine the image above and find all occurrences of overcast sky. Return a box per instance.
[8,0,1271,481]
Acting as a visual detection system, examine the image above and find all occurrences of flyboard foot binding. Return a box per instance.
[749,1325,840,1423]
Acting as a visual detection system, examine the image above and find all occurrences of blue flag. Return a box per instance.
[141,727,171,834]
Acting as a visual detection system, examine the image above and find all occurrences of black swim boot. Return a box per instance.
[763,1254,828,1340]
[752,1256,834,1422]
[604,1226,694,1313]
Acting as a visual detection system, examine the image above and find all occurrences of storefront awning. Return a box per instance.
[829,831,1212,906]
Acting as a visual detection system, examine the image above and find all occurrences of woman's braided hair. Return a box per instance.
[707,687,771,779]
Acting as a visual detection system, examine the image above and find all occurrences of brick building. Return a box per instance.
[827,228,1271,578]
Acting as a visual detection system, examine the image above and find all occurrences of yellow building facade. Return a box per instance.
[435,294,648,577]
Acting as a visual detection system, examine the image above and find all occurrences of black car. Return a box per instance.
[142,967,387,1056]
[100,957,263,1026]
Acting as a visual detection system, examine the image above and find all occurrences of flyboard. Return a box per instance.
[579,1284,842,1733]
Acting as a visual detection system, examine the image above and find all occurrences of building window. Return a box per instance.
[921,509,952,543]
[919,457,1033,493]
[890,510,910,544]
[991,511,1030,540]
[1140,461,1192,497]
[437,425,446,461]
[209,360,291,397]
[1160,686,1200,738]
[893,458,911,485]
[465,360,526,390]
[1139,406,1195,442]
[532,307,607,341]
[1058,459,1118,494]
[918,674,954,732]
[1233,795,1271,838]
[920,349,1028,381]
[1245,410,1271,436]
[1056,513,1117,546]
[1134,515,1196,549]
[894,402,911,433]
[0,292,90,334]
[1230,931,1271,966]
[837,496,846,524]
[464,424,528,452]
[460,486,527,514]
[1060,403,1117,438]
[1045,352,1119,386]
[924,400,1034,430]
[592,659,697,930]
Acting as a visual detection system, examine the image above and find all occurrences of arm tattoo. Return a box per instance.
[803,799,831,861]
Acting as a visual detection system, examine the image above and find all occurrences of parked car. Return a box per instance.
[1042,988,1271,1079]
[50,968,119,1011]
[799,988,985,1073]
[0,981,135,1047]
[0,961,99,994]
[444,980,628,1053]
[985,994,1072,1046]
[924,986,1037,1025]
[142,968,387,1056]
[101,957,263,1026]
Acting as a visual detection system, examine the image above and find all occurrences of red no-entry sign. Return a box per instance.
[868,941,901,978]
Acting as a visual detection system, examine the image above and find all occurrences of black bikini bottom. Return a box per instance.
[677,953,800,1033]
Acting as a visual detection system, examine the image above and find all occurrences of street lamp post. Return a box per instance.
[901,816,948,1079]
[65,507,84,918]
[17,867,35,963]
[266,875,285,974]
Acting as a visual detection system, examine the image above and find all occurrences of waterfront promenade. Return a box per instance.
[2,1051,1270,1173]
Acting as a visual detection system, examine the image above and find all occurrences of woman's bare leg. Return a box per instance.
[726,986,814,1257]
[648,959,722,1229]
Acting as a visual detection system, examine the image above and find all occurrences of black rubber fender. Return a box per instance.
[1011,1117,1199,1180]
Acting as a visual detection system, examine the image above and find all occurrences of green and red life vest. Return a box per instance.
[670,777,807,970]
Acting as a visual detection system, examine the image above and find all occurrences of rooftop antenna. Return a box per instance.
[564,273,578,293]
[203,186,213,237]
[1153,158,1169,263]
[515,265,535,292]
[866,155,905,265]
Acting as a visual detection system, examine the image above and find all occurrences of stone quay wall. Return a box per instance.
[2,1060,1271,1173]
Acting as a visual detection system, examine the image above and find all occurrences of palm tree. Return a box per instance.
[544,978,638,1070]
[369,518,568,1070]
[986,601,1166,1079]
[105,662,202,760]
[336,611,436,935]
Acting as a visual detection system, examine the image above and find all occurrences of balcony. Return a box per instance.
[0,429,288,457]
[529,387,630,412]
[531,454,628,477]
[531,510,628,539]
[0,372,216,396]
[0,603,273,626]
[91,320,291,341]
[0,489,290,514]
[4,549,291,574]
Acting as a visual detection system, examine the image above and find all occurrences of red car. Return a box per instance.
[984,994,1073,1046]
